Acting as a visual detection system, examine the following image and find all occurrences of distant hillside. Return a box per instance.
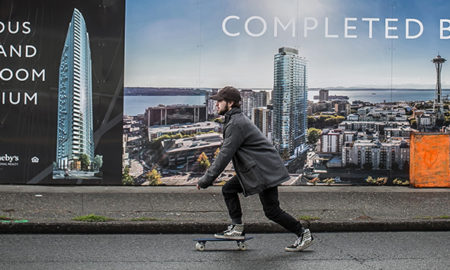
[125,87,207,96]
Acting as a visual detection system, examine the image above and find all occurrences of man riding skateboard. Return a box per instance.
[197,86,313,252]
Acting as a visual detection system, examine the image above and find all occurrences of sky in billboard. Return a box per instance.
[125,0,450,89]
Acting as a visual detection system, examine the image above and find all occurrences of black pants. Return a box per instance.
[222,176,304,236]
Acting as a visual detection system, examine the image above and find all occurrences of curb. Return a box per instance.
[1,220,449,234]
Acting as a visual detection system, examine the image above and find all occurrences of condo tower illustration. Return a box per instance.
[54,9,97,179]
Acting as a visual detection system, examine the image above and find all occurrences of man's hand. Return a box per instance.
[197,175,206,190]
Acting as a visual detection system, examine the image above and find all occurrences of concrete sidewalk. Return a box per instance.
[0,185,449,233]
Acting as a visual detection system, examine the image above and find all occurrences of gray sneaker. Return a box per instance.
[214,224,245,240]
[285,229,314,252]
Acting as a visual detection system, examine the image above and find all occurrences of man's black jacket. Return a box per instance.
[198,107,290,196]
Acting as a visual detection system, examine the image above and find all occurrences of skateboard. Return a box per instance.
[193,236,254,251]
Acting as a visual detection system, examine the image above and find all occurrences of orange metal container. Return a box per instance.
[410,132,450,188]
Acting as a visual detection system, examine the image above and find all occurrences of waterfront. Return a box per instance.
[124,95,206,116]
[124,89,450,116]
[308,89,450,103]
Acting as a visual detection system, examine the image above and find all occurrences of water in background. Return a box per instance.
[124,95,206,116]
[307,89,450,103]
[124,89,450,116]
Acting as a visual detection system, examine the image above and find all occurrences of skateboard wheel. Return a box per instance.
[237,242,247,251]
[195,242,205,251]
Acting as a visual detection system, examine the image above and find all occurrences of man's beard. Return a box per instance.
[218,103,230,115]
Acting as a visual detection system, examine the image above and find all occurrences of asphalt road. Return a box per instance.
[0,232,449,270]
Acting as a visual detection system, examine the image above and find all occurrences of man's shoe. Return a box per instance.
[285,229,314,252]
[214,224,245,240]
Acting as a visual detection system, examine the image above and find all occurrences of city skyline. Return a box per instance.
[125,0,450,89]
[122,0,450,186]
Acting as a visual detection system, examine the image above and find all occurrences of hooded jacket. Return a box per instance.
[198,107,290,196]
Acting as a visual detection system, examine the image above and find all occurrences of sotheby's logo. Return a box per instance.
[0,154,20,166]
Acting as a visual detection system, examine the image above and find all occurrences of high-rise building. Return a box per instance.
[252,107,272,140]
[267,90,273,104]
[56,9,94,169]
[272,47,308,156]
[319,89,329,102]
[254,91,268,108]
[206,88,219,118]
[240,89,255,119]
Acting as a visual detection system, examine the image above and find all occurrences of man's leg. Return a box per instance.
[222,176,244,224]
[214,176,245,239]
[259,186,314,251]
[259,186,303,236]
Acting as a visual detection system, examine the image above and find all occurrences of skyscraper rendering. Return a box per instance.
[273,47,307,157]
[56,8,94,170]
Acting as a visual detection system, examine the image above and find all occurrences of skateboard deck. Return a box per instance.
[193,236,253,251]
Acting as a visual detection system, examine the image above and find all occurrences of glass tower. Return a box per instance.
[273,47,307,157]
[56,8,94,169]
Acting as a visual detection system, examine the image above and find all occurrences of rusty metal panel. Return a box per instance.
[410,133,450,188]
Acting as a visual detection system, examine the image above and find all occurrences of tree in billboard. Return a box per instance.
[307,128,322,145]
[366,176,387,186]
[122,166,134,185]
[213,117,224,124]
[146,169,162,186]
[307,116,316,127]
[197,152,210,171]
[444,115,450,126]
[80,154,90,171]
[214,148,220,159]
[92,155,103,171]
[154,133,190,144]
[310,115,345,128]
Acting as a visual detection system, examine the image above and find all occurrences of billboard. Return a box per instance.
[123,0,450,186]
[0,0,124,184]
[2,0,450,186]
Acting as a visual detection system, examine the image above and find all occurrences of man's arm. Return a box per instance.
[197,124,244,189]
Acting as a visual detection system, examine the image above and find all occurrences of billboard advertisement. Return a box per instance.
[2,0,450,186]
[123,0,450,186]
[0,0,124,184]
